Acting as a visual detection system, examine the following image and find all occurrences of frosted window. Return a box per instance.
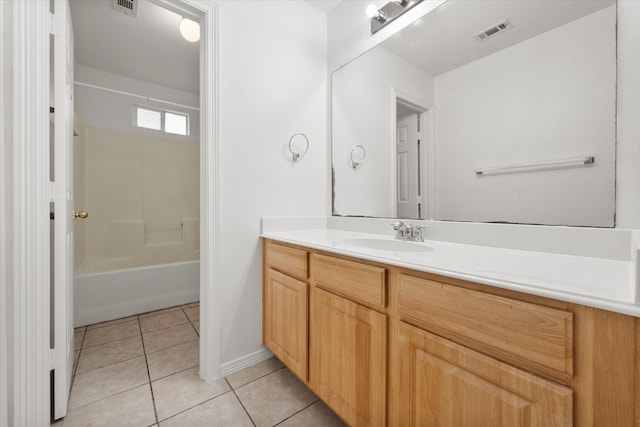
[165,112,188,136]
[136,107,161,130]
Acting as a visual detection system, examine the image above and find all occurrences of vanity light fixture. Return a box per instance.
[366,0,423,34]
[180,17,200,43]
[366,5,387,22]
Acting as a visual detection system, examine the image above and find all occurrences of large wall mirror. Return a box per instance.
[332,0,616,227]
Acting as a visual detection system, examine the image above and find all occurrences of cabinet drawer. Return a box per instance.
[311,253,386,308]
[397,275,573,379]
[265,240,308,280]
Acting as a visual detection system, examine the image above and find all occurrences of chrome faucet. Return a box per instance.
[392,221,428,242]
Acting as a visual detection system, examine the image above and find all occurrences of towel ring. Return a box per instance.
[289,133,309,161]
[350,145,366,169]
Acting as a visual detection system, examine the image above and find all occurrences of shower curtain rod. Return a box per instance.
[74,81,200,112]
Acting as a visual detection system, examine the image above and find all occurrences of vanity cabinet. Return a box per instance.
[395,274,573,426]
[309,254,387,427]
[262,238,638,426]
[397,322,573,426]
[262,241,309,381]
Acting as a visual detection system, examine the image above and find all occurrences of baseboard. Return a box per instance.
[219,347,274,377]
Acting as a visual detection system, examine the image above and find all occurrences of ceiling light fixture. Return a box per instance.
[180,17,200,43]
[366,0,423,34]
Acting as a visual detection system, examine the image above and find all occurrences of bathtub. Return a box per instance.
[74,260,199,327]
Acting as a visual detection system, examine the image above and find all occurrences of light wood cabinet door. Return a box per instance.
[264,268,308,381]
[309,287,387,427]
[397,322,573,427]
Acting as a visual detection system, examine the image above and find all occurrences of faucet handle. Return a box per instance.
[391,221,405,231]
[411,224,430,242]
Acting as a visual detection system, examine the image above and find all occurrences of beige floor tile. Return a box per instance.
[63,384,156,427]
[235,368,318,427]
[139,310,189,334]
[68,356,149,410]
[159,391,253,427]
[73,329,85,351]
[226,357,284,389]
[192,321,199,334]
[82,319,140,348]
[183,306,199,322]
[85,315,138,330]
[139,306,181,319]
[146,340,199,381]
[143,323,198,354]
[152,366,230,421]
[76,335,144,374]
[278,401,347,427]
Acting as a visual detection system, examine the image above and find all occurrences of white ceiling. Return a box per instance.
[307,0,343,14]
[69,0,343,94]
[69,0,199,94]
[381,0,615,77]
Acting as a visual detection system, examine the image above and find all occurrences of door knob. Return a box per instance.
[74,210,89,219]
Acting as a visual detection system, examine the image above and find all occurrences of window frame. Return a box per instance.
[133,105,190,136]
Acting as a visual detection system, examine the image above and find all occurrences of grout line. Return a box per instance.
[149,362,199,382]
[83,315,138,330]
[80,330,142,351]
[272,398,321,426]
[227,377,257,427]
[154,389,232,424]
[74,352,144,377]
[64,382,150,413]
[143,335,199,356]
[230,366,287,391]
[138,314,160,426]
[68,329,87,398]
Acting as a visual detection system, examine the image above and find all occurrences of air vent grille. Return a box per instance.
[112,0,138,17]
[474,19,512,41]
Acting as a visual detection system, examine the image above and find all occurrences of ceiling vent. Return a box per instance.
[474,19,512,42]
[112,0,138,17]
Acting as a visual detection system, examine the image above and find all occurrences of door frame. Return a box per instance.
[3,1,52,425]
[390,87,433,219]
[4,0,220,423]
[155,0,222,385]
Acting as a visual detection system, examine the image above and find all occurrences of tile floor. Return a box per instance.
[57,302,346,427]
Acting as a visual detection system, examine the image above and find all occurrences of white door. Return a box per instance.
[396,112,421,219]
[51,0,75,419]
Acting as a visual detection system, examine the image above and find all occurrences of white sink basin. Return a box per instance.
[337,238,432,253]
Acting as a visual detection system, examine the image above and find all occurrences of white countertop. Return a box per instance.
[262,228,640,317]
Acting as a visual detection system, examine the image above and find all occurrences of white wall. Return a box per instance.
[74,65,199,142]
[332,46,433,217]
[616,0,640,229]
[328,0,640,230]
[434,6,615,227]
[74,124,200,275]
[217,1,327,365]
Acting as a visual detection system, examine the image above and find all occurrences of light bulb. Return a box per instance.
[366,4,382,19]
[180,18,200,43]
